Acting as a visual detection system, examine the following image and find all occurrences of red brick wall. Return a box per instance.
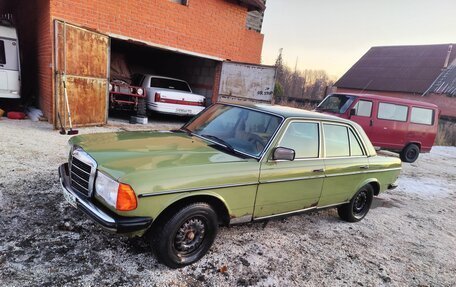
[36,0,53,123]
[49,0,264,64]
[336,88,456,120]
[2,0,52,121]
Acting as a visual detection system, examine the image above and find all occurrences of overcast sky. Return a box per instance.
[261,0,456,79]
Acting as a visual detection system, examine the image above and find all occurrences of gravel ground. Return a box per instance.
[1,118,455,287]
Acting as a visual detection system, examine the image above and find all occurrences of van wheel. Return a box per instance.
[152,203,218,268]
[400,144,420,163]
[338,184,374,222]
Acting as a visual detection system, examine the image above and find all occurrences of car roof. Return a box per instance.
[332,93,439,109]
[224,102,352,123]
[143,74,188,82]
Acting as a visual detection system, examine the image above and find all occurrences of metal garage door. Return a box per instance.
[218,61,276,104]
[54,21,109,127]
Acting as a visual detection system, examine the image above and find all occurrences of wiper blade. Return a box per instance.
[200,134,235,153]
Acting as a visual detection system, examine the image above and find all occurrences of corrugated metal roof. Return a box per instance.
[335,44,456,94]
[427,57,456,96]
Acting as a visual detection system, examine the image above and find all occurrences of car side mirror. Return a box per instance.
[349,108,356,118]
[272,147,295,161]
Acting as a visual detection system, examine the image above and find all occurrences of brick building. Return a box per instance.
[0,0,267,126]
[335,44,456,120]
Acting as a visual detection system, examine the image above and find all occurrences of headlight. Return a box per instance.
[109,83,113,91]
[95,171,119,208]
[95,171,138,211]
[137,88,144,95]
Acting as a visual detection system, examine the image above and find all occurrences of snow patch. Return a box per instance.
[398,176,454,199]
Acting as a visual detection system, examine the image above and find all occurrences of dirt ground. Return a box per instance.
[1,118,455,287]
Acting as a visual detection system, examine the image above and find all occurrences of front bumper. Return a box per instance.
[58,163,152,234]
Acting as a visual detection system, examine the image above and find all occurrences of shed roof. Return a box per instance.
[427,58,456,96]
[335,44,456,94]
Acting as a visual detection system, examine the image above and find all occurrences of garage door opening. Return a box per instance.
[109,38,219,121]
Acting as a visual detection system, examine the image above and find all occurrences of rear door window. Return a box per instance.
[354,100,372,117]
[378,103,408,122]
[0,40,5,65]
[323,124,350,157]
[0,38,19,70]
[349,129,364,156]
[410,107,434,125]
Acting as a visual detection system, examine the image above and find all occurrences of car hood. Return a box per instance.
[69,131,245,180]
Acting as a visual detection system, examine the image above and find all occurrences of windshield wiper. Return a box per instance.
[200,134,236,153]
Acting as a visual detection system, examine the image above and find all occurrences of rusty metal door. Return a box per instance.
[54,21,109,127]
[218,61,276,104]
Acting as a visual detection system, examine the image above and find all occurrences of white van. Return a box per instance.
[0,24,20,99]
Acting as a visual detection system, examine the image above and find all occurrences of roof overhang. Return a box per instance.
[236,0,266,12]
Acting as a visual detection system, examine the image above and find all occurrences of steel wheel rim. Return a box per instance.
[173,217,206,256]
[407,148,417,161]
[353,190,368,216]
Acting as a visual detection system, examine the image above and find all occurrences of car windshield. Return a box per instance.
[184,104,283,158]
[317,94,355,114]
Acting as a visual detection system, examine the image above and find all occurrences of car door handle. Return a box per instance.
[360,165,369,169]
[369,119,373,126]
[312,168,324,173]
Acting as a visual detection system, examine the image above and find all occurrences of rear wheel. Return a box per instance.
[152,203,218,268]
[338,184,374,222]
[400,144,420,163]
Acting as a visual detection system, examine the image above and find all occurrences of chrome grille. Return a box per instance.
[70,148,97,197]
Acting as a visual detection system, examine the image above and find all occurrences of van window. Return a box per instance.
[354,100,372,117]
[410,107,434,125]
[317,94,355,114]
[0,40,5,65]
[324,124,349,157]
[378,103,408,122]
[280,122,319,158]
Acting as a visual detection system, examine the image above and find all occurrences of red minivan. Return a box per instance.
[316,93,439,163]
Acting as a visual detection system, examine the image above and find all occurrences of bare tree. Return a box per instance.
[274,50,334,103]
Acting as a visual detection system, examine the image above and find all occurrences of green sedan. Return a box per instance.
[59,103,401,268]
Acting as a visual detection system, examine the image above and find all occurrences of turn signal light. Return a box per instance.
[116,183,137,211]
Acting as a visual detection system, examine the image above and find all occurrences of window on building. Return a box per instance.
[354,100,372,117]
[279,122,319,158]
[0,40,5,65]
[378,102,408,122]
[169,0,188,5]
[410,107,434,125]
[324,124,350,157]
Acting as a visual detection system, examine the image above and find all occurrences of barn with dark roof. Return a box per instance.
[335,44,456,120]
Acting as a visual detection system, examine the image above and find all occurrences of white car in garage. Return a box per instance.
[140,75,206,116]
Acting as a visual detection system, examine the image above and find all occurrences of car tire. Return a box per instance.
[338,184,374,222]
[152,202,218,268]
[400,144,420,163]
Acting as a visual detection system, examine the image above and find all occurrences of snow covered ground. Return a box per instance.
[1,118,455,286]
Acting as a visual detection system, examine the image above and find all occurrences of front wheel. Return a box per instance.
[152,203,218,268]
[338,184,374,222]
